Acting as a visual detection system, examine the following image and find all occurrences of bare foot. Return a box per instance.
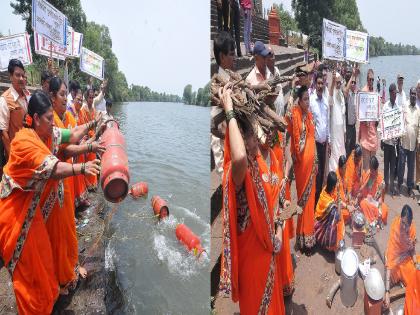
[79,267,87,279]
[79,266,88,279]
[59,287,69,295]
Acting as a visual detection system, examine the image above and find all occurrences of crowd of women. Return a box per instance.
[214,37,420,314]
[0,59,110,314]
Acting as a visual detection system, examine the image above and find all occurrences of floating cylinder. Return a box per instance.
[100,120,130,203]
[151,195,169,220]
[129,182,148,198]
[175,224,204,257]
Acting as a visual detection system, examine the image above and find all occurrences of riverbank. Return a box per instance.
[0,192,122,314]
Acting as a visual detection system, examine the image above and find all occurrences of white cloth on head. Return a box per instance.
[328,88,346,172]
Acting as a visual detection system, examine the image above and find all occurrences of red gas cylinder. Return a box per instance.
[129,182,148,198]
[100,120,130,203]
[175,224,204,257]
[151,195,169,220]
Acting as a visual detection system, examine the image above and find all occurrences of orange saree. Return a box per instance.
[405,270,420,315]
[44,112,79,288]
[336,169,351,223]
[359,170,389,225]
[0,128,60,314]
[314,188,344,251]
[286,105,316,249]
[272,131,295,296]
[219,131,285,315]
[345,150,362,198]
[385,217,417,285]
[78,105,97,190]
[64,109,89,208]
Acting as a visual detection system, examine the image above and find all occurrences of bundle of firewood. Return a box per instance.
[211,69,291,138]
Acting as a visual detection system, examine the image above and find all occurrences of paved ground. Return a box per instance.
[213,148,419,315]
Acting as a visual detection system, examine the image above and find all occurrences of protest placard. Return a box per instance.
[346,30,369,63]
[0,33,32,71]
[32,0,67,47]
[71,30,83,58]
[80,47,104,80]
[357,92,380,121]
[34,31,67,60]
[322,18,346,61]
[381,106,405,140]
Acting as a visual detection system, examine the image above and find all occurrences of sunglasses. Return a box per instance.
[351,81,356,84]
[368,78,374,82]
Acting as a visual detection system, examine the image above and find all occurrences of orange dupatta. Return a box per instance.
[272,131,295,296]
[64,110,89,207]
[44,111,79,287]
[345,150,362,198]
[219,130,285,315]
[385,217,416,284]
[286,105,316,249]
[78,105,97,190]
[359,170,389,224]
[0,128,60,314]
[336,169,351,223]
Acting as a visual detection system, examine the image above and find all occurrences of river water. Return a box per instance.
[104,102,210,314]
[360,55,420,95]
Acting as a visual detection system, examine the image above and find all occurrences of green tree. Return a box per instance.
[183,84,193,104]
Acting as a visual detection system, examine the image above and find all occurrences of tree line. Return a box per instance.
[182,83,210,106]
[275,0,420,58]
[9,0,186,104]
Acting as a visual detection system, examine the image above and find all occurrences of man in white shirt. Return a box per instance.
[310,71,330,204]
[343,67,359,157]
[382,83,401,195]
[67,80,81,108]
[93,79,108,113]
[211,31,236,178]
[328,70,346,172]
[266,46,285,116]
[398,87,420,197]
[396,74,406,106]
[245,41,271,86]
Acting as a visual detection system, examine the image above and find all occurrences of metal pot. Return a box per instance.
[364,267,385,301]
[352,210,366,229]
[340,248,359,307]
[335,239,345,275]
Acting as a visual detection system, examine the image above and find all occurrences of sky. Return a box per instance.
[0,0,209,96]
[263,0,420,47]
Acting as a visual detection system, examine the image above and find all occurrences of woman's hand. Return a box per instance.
[84,159,101,176]
[219,84,233,113]
[92,141,106,154]
[274,228,283,254]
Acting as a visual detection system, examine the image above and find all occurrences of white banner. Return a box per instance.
[322,18,346,61]
[357,92,380,121]
[381,107,405,140]
[71,30,83,58]
[32,0,67,47]
[0,33,33,71]
[34,31,66,60]
[80,47,104,80]
[346,30,369,64]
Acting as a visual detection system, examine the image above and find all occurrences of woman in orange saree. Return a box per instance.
[345,144,363,199]
[384,205,420,312]
[219,86,285,315]
[48,77,104,293]
[314,172,344,251]
[272,131,295,296]
[357,156,388,225]
[336,155,352,224]
[66,89,90,208]
[78,88,98,191]
[285,85,316,253]
[0,91,100,314]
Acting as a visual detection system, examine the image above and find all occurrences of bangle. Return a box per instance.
[225,110,235,123]
[72,163,75,176]
[81,163,86,175]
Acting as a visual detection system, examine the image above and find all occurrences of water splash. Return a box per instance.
[153,233,198,278]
